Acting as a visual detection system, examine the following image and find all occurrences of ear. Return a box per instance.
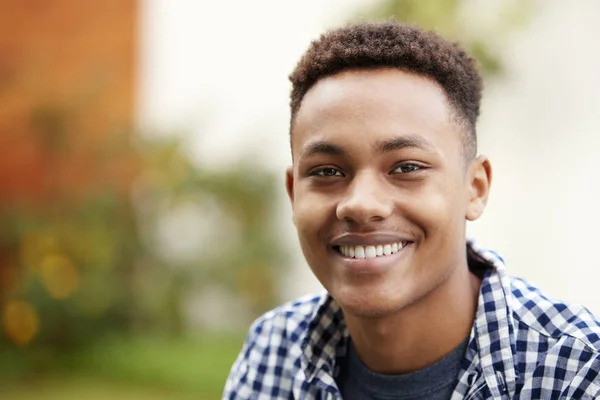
[466,156,492,221]
[286,166,295,204]
[285,167,296,226]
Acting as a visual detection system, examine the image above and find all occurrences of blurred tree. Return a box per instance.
[1,120,285,354]
[129,137,285,335]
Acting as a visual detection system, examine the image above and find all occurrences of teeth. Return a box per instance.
[338,242,408,259]
[383,244,392,255]
[365,246,377,258]
[355,246,365,259]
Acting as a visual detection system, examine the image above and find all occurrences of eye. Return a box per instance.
[309,167,343,177]
[391,163,423,174]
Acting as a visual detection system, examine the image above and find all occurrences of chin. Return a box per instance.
[334,290,406,319]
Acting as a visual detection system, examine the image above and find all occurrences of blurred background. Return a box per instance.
[1,0,599,398]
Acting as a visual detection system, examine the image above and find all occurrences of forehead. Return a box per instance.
[291,68,460,159]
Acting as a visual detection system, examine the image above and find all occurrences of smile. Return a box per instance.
[335,241,408,259]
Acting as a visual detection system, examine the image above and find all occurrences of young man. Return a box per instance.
[223,21,600,399]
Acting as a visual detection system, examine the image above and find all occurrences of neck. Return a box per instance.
[343,264,481,375]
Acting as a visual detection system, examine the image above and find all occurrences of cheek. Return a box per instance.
[292,191,335,239]
[292,195,336,280]
[401,181,466,235]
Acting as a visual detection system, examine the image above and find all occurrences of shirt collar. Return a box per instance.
[297,241,519,397]
[468,240,519,398]
[299,294,348,386]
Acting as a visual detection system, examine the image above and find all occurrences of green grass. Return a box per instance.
[0,333,245,399]
[0,376,212,400]
[77,334,245,394]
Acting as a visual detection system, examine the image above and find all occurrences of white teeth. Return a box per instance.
[354,246,365,259]
[339,242,408,259]
[365,246,377,258]
[383,244,392,255]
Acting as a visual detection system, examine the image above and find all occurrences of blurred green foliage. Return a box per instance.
[0,106,285,352]
[130,137,286,333]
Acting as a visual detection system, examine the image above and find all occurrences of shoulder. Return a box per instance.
[509,276,600,351]
[252,291,327,335]
[507,276,600,397]
[222,292,328,399]
[242,291,328,357]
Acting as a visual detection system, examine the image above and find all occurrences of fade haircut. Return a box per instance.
[289,21,483,160]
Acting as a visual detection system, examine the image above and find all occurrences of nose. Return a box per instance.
[336,172,394,224]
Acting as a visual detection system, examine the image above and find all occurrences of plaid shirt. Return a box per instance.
[223,242,600,399]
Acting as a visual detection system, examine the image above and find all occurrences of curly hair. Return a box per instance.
[289,21,483,159]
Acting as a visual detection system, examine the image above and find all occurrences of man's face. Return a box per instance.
[286,68,490,318]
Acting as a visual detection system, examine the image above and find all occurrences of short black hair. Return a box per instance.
[289,21,483,159]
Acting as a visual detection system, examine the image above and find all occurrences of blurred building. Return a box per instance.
[0,0,137,204]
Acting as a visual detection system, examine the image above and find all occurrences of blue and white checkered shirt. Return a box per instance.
[223,242,600,399]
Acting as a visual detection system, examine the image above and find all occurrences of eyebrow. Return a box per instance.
[299,135,437,159]
[374,135,437,154]
[299,141,346,159]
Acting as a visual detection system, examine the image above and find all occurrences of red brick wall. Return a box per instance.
[0,0,137,204]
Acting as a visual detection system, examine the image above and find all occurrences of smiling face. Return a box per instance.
[287,68,491,318]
